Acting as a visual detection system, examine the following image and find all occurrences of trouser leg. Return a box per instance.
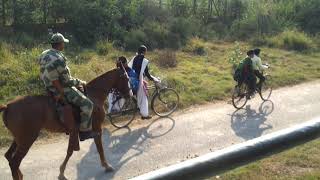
[65,87,94,132]
[247,76,256,95]
[254,70,265,87]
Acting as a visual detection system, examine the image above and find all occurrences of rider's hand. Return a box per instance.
[78,85,85,92]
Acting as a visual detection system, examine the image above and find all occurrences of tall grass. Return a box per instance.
[267,30,316,52]
[183,38,207,56]
[154,50,177,68]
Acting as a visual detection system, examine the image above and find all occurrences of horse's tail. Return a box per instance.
[0,105,8,127]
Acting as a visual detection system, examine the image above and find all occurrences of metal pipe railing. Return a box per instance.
[132,118,320,180]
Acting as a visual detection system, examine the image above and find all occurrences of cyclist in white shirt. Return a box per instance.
[252,48,268,89]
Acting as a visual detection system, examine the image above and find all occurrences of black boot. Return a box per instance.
[79,131,99,141]
[141,116,152,120]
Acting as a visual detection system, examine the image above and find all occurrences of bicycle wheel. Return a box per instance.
[232,84,248,109]
[259,75,272,101]
[151,88,179,117]
[108,96,137,128]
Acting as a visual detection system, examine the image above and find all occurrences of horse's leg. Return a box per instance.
[5,141,17,162]
[58,142,73,180]
[9,143,33,180]
[94,133,114,172]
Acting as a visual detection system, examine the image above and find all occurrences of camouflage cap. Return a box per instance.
[50,33,69,44]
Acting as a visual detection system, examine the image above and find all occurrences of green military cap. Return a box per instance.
[50,33,69,44]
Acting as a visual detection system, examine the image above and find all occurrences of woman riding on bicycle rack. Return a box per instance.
[107,56,139,113]
[234,50,256,99]
[128,45,160,120]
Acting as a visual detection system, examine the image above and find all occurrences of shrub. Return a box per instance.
[166,33,182,49]
[183,38,207,56]
[15,33,35,48]
[197,24,218,40]
[142,21,169,50]
[155,50,177,68]
[96,41,114,55]
[267,30,315,52]
[250,36,269,47]
[167,17,195,48]
[123,29,147,51]
[228,41,243,71]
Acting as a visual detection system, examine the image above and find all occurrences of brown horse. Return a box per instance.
[0,68,132,180]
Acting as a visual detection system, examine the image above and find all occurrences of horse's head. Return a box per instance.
[113,68,133,97]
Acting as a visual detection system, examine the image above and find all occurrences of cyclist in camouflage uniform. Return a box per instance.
[39,33,98,141]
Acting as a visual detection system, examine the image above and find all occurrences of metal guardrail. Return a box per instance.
[131,117,320,180]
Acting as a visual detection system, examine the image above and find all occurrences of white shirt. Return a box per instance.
[252,55,268,71]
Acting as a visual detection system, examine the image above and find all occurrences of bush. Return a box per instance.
[228,41,243,71]
[142,21,169,50]
[267,30,315,52]
[123,29,147,51]
[96,41,114,55]
[197,24,219,40]
[166,33,182,49]
[123,18,197,51]
[250,36,269,47]
[155,50,177,68]
[183,38,207,56]
[14,33,35,48]
[167,17,196,48]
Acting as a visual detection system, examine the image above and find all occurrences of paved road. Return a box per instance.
[1,81,320,180]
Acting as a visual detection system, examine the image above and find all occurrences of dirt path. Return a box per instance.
[1,81,320,180]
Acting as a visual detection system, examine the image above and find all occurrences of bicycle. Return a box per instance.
[106,79,180,128]
[232,68,272,109]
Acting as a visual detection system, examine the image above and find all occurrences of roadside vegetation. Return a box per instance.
[218,139,320,179]
[1,38,320,147]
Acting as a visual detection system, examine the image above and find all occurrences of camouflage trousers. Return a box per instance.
[64,87,94,131]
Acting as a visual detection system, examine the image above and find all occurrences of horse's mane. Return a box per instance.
[86,68,118,87]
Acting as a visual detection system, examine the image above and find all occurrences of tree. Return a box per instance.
[1,0,5,25]
[43,0,48,24]
[192,0,197,14]
[12,0,17,25]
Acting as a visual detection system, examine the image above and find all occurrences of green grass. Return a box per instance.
[217,140,320,180]
[0,39,320,147]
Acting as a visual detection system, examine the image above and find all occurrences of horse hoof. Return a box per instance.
[58,174,68,180]
[104,165,114,172]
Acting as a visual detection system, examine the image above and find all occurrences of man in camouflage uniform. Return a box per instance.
[39,33,98,141]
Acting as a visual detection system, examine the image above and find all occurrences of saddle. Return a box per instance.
[47,91,80,151]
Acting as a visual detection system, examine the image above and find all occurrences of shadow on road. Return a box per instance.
[76,117,175,180]
[231,100,274,140]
